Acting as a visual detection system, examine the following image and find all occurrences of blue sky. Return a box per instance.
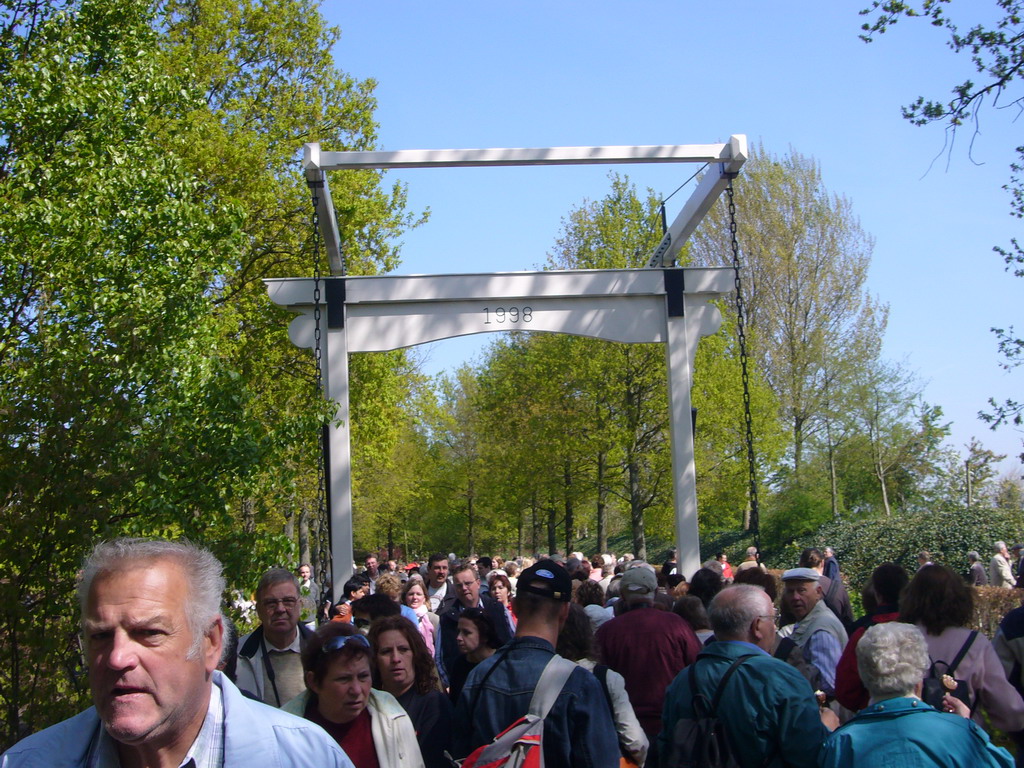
[322,1,1022,473]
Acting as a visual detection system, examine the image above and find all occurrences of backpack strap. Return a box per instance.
[594,664,613,710]
[824,576,840,606]
[709,654,757,714]
[527,655,578,719]
[773,636,796,661]
[946,631,978,677]
[467,643,517,715]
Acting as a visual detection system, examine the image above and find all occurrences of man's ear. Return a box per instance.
[749,618,764,645]
[205,615,224,674]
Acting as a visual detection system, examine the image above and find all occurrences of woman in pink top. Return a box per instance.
[900,564,1024,733]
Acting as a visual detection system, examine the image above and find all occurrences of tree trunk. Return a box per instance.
[792,419,804,478]
[628,460,647,561]
[874,454,892,517]
[563,460,574,554]
[829,446,840,520]
[547,491,558,556]
[284,502,295,544]
[517,508,524,557]
[298,504,311,567]
[596,451,608,554]
[241,497,255,535]
[823,409,840,519]
[531,492,539,556]
[387,522,394,562]
[466,479,476,555]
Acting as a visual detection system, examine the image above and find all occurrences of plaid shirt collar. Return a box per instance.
[87,680,224,768]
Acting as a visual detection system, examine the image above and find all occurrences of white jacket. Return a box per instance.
[283,688,424,768]
[578,658,649,766]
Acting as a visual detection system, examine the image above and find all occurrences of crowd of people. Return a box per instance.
[5,538,1024,768]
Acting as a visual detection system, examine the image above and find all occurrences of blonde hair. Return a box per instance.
[376,572,403,600]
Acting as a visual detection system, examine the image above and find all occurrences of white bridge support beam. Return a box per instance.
[267,267,734,594]
[279,139,747,596]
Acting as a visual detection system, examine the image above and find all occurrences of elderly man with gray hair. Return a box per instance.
[820,622,1012,767]
[1,537,351,768]
[991,541,1017,588]
[237,567,315,706]
[659,584,837,767]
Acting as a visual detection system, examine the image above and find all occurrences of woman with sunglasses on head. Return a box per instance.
[284,621,424,768]
[367,615,452,768]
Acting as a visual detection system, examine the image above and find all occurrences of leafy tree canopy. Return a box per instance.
[860,0,1024,458]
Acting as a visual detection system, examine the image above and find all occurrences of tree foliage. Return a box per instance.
[0,0,419,743]
[860,0,1024,459]
[784,503,1023,597]
[689,145,886,477]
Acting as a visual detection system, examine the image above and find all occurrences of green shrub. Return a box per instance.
[802,504,1022,597]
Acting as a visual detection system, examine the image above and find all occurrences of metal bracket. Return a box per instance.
[664,269,686,317]
[326,278,346,329]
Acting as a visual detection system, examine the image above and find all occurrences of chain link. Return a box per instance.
[310,185,330,614]
[727,180,762,560]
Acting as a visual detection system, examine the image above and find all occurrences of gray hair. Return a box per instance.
[79,538,225,658]
[995,541,1008,553]
[256,567,300,600]
[709,584,769,639]
[856,622,929,699]
[967,550,980,563]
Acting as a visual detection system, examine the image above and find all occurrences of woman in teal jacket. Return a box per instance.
[819,622,1012,768]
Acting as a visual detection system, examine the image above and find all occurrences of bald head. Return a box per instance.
[709,585,777,651]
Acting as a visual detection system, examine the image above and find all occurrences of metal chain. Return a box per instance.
[727,180,762,560]
[309,184,330,614]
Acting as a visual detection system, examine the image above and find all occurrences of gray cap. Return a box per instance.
[620,566,657,595]
[782,567,821,582]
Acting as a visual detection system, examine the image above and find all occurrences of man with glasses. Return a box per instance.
[659,584,838,768]
[435,562,512,687]
[237,568,313,706]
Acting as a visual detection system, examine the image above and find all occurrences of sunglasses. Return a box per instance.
[322,633,370,653]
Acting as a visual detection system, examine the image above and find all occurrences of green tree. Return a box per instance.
[0,0,281,740]
[690,146,886,480]
[860,1,1024,459]
[156,0,425,570]
[0,0,420,741]
[469,174,783,558]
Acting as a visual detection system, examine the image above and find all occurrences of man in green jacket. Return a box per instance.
[659,584,838,768]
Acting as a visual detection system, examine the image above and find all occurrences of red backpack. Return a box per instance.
[459,655,578,768]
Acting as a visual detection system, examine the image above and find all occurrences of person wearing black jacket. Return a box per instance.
[434,562,512,686]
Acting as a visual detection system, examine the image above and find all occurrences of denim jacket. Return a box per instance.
[452,636,620,768]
